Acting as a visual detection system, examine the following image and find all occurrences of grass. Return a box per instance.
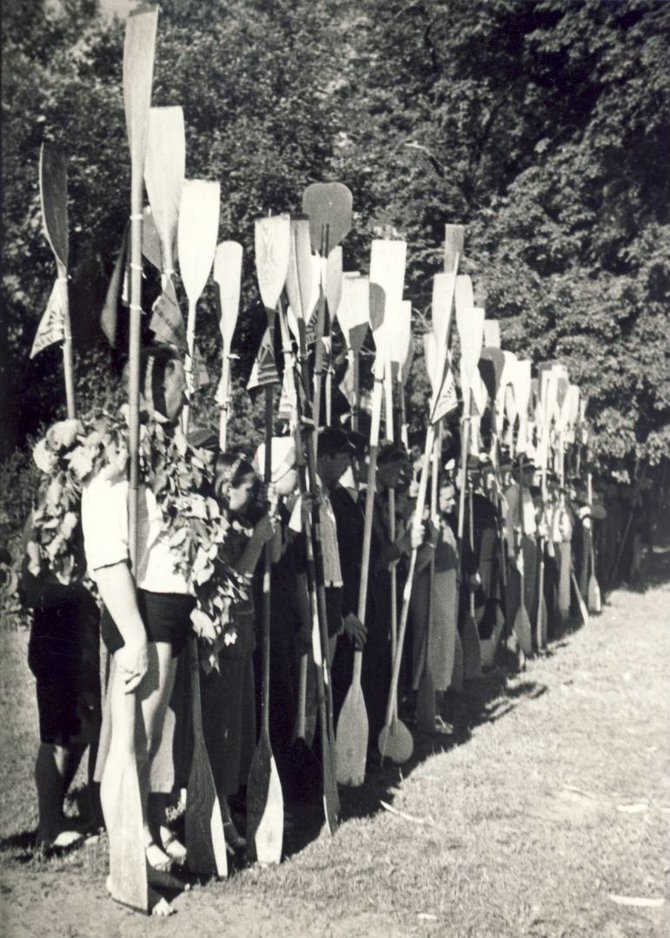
[1,552,668,937]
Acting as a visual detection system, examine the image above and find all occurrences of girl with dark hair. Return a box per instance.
[200,452,278,852]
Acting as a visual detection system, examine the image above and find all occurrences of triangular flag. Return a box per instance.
[31,278,65,358]
[100,225,129,347]
[247,328,280,391]
[339,360,355,406]
[149,278,186,350]
[430,366,459,424]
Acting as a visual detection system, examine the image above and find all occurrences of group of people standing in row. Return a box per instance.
[21,343,602,884]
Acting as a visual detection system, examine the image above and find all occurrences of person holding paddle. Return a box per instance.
[199,452,279,853]
[80,345,193,880]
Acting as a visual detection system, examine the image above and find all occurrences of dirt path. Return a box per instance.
[1,554,668,938]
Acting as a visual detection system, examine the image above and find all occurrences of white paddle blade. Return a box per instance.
[470,369,488,417]
[369,240,407,358]
[338,273,369,348]
[178,179,221,305]
[305,254,321,323]
[444,224,465,273]
[213,240,243,345]
[254,757,284,866]
[144,106,185,272]
[255,214,291,311]
[455,274,474,323]
[432,272,456,353]
[123,7,158,170]
[286,218,312,321]
[394,300,412,369]
[458,305,485,390]
[483,320,501,348]
[326,245,343,320]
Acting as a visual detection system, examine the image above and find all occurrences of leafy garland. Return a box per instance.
[30,410,245,670]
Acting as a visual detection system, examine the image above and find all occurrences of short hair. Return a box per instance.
[317,427,354,459]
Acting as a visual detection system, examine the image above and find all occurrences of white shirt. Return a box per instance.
[81,470,190,594]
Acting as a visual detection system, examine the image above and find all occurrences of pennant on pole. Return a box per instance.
[149,277,186,349]
[247,327,280,391]
[31,278,66,358]
[100,225,129,347]
[430,366,459,424]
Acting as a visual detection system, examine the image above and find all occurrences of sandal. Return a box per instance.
[160,826,187,865]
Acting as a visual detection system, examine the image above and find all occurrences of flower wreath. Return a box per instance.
[29,410,245,672]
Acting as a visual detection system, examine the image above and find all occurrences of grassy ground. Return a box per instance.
[1,551,668,937]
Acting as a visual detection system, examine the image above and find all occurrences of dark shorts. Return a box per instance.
[28,596,102,747]
[100,590,195,657]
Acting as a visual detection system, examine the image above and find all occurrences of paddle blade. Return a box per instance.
[326,245,343,319]
[213,240,243,345]
[144,106,185,272]
[246,742,283,866]
[302,182,353,254]
[458,306,485,390]
[255,214,291,311]
[444,224,465,273]
[394,299,412,370]
[286,217,312,321]
[178,180,221,305]
[461,613,482,678]
[335,681,368,787]
[123,6,158,170]
[470,369,488,418]
[478,347,505,401]
[369,239,407,357]
[39,144,68,269]
[378,718,414,765]
[483,320,501,348]
[338,273,369,351]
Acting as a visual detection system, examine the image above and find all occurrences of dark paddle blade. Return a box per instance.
[39,144,68,269]
[302,182,353,254]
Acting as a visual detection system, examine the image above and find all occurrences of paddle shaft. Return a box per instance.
[218,346,232,450]
[311,224,330,449]
[57,261,76,418]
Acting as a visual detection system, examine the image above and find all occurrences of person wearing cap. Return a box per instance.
[199,452,279,851]
[80,345,194,877]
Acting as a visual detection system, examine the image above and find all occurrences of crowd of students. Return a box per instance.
[21,342,608,901]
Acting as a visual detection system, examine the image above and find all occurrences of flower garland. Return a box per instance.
[30,410,245,669]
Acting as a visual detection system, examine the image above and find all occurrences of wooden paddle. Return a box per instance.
[586,471,602,613]
[177,179,220,430]
[37,144,75,418]
[285,217,340,831]
[245,215,289,865]
[514,452,534,656]
[110,5,157,913]
[379,237,462,760]
[185,639,228,878]
[213,241,243,449]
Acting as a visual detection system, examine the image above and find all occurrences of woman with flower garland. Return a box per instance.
[199,452,279,852]
[80,345,194,876]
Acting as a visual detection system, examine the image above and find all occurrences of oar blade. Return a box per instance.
[144,105,185,271]
[431,272,455,353]
[369,239,407,359]
[286,217,313,321]
[213,240,243,344]
[588,574,602,614]
[325,245,343,319]
[252,751,284,866]
[335,681,368,787]
[39,144,68,269]
[255,214,291,311]
[338,274,370,351]
[461,612,483,678]
[178,179,221,305]
[378,718,414,765]
[458,305,485,390]
[483,320,501,348]
[123,6,158,170]
[513,603,533,656]
[302,182,353,253]
[444,223,465,273]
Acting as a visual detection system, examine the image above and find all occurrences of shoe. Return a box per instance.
[223,820,246,852]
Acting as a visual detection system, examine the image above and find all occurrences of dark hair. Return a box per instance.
[215,452,256,495]
[122,344,182,419]
[317,427,354,459]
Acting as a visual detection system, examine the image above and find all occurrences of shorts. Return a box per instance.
[100,590,195,657]
[28,597,102,747]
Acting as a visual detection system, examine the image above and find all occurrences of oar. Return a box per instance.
[285,216,340,829]
[302,183,353,444]
[379,233,462,760]
[177,179,221,430]
[325,246,343,425]
[415,427,440,734]
[514,453,534,656]
[455,278,485,678]
[185,639,228,879]
[245,214,290,865]
[36,144,75,418]
[108,6,158,913]
[335,273,370,432]
[586,470,602,613]
[334,290,384,785]
[213,241,243,449]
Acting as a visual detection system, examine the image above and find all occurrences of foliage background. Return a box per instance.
[2,0,669,541]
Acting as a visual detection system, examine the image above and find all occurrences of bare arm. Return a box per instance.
[94,562,148,692]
